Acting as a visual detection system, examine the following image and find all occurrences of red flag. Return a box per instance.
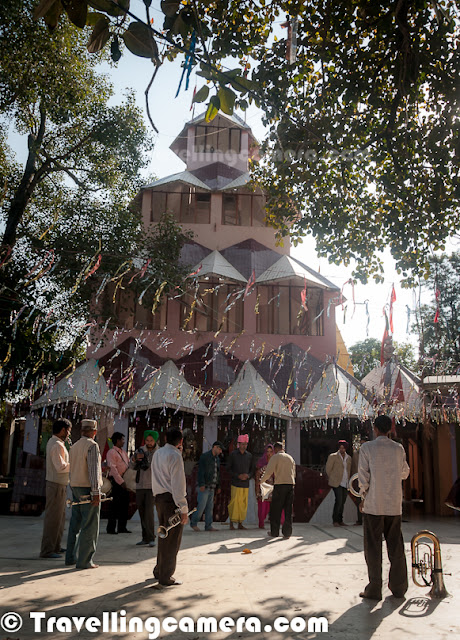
[380,310,390,366]
[300,276,308,311]
[244,269,256,298]
[389,284,396,333]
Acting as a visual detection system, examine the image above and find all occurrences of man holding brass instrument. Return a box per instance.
[65,419,103,570]
[151,428,189,587]
[358,414,410,600]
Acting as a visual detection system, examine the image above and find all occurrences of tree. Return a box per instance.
[413,251,460,376]
[32,0,459,284]
[349,337,417,379]
[0,1,192,398]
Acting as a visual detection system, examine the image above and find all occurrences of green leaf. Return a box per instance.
[205,95,220,122]
[44,0,63,30]
[230,75,257,95]
[33,0,59,21]
[161,0,180,17]
[122,21,159,62]
[87,16,110,53]
[110,35,122,62]
[65,0,88,29]
[193,85,209,103]
[218,86,235,115]
[86,10,106,26]
[87,0,129,17]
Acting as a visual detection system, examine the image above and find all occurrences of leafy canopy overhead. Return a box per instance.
[413,251,460,376]
[0,0,191,398]
[32,0,459,284]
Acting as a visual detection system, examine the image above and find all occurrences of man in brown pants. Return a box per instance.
[40,418,72,558]
[151,428,189,587]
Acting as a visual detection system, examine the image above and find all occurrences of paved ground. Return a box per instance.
[0,514,458,639]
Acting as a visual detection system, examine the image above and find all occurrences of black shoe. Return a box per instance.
[118,529,132,534]
[359,591,382,601]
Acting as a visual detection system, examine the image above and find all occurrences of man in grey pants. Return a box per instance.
[131,429,159,547]
[40,418,72,558]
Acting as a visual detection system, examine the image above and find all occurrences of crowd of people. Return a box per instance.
[39,416,414,597]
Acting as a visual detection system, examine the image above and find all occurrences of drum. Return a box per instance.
[123,468,137,493]
[101,476,112,495]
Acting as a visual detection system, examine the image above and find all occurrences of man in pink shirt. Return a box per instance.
[106,431,130,534]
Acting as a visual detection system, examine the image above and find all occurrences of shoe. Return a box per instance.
[282,536,290,539]
[339,522,348,527]
[160,579,182,586]
[354,522,362,526]
[359,591,382,600]
[229,523,235,530]
[267,532,278,537]
[106,530,117,535]
[206,527,218,531]
[259,525,265,529]
[41,552,62,558]
[333,523,340,527]
[118,529,132,533]
[149,541,156,547]
[238,523,246,530]
[64,561,75,566]
[191,525,200,532]
[59,548,66,552]
[136,540,149,546]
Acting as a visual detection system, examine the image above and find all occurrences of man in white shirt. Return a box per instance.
[358,414,410,600]
[151,428,189,587]
[40,418,72,558]
[325,440,351,527]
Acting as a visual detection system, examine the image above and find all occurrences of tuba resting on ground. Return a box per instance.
[411,530,450,598]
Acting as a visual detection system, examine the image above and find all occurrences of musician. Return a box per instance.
[325,440,352,527]
[358,415,410,600]
[260,442,296,539]
[106,431,130,535]
[65,419,103,570]
[130,430,159,547]
[151,428,189,587]
[227,434,255,530]
[39,418,72,558]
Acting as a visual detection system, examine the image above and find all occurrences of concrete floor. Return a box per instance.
[0,514,458,639]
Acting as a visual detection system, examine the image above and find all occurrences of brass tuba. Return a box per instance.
[348,473,361,498]
[410,530,450,598]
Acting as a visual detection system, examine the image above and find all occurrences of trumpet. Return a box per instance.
[411,530,450,598]
[66,492,113,507]
[157,508,197,539]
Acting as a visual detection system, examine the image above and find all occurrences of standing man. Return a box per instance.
[40,418,72,558]
[358,414,410,600]
[65,419,102,570]
[350,434,369,525]
[106,431,130,535]
[325,440,352,527]
[190,441,223,532]
[227,434,255,530]
[151,428,189,587]
[260,442,296,539]
[131,429,159,547]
